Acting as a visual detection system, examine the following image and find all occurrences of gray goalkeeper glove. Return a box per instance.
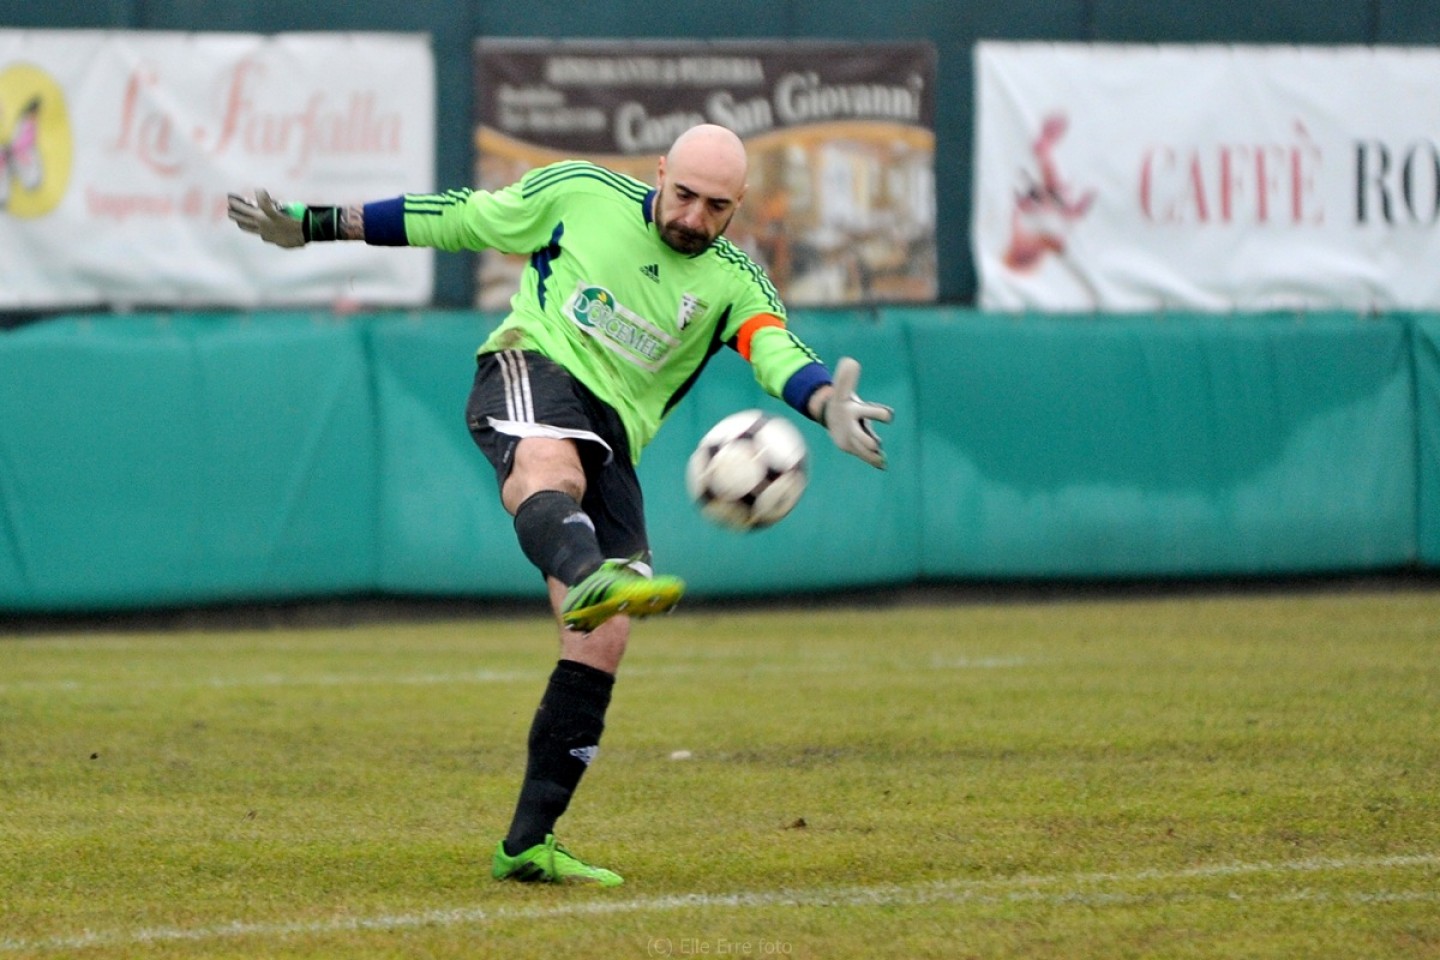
[227,188,306,248]
[821,357,894,470]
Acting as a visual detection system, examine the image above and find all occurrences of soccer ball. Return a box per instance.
[685,409,808,531]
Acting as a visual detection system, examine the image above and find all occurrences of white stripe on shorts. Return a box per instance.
[485,418,615,464]
[497,349,534,423]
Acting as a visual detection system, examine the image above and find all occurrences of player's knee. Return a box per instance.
[503,460,586,507]
[506,439,587,508]
[550,475,585,503]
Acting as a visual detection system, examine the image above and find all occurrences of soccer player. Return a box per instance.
[228,123,892,886]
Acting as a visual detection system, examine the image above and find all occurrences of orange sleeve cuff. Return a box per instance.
[734,313,786,361]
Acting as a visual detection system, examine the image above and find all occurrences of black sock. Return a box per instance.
[512,490,606,586]
[504,659,616,854]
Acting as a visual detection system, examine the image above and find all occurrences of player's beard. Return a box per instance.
[660,222,711,255]
[655,194,733,255]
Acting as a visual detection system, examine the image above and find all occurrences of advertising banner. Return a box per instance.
[0,31,434,309]
[974,43,1440,311]
[474,39,936,308]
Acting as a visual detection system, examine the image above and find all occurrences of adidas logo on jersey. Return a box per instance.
[640,263,660,282]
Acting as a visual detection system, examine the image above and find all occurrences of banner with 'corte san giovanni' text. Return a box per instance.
[474,40,937,308]
[0,31,434,309]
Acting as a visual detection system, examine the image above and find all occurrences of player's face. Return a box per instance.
[655,164,742,255]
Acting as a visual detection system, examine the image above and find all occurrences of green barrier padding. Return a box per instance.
[0,314,378,612]
[366,312,545,597]
[901,310,1416,577]
[1412,315,1440,566]
[640,312,920,596]
[1,308,1431,614]
[367,311,919,599]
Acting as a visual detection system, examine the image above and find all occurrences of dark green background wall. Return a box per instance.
[4,0,1432,308]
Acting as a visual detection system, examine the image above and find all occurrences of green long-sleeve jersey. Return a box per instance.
[364,161,832,462]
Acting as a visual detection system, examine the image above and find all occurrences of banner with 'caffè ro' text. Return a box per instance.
[0,31,434,309]
[975,43,1440,312]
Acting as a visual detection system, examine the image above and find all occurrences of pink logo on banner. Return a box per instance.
[1003,113,1095,273]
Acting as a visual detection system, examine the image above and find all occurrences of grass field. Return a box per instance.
[1,587,1438,959]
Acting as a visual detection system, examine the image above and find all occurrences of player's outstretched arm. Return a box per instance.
[227,189,365,247]
[808,357,893,470]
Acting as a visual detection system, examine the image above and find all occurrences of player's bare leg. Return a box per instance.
[549,576,628,672]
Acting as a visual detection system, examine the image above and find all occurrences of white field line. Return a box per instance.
[2,853,1436,954]
[0,657,1028,694]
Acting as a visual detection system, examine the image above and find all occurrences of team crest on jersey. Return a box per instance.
[677,292,708,330]
[566,282,679,372]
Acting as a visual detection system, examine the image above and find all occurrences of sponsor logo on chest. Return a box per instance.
[565,283,680,371]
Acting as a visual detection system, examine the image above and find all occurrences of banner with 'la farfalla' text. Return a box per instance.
[974,43,1440,312]
[0,31,434,310]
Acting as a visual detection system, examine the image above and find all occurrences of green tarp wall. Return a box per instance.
[0,309,1428,613]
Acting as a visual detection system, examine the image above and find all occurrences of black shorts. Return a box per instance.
[466,349,649,562]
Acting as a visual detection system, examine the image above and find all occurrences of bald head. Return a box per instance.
[653,124,748,254]
[666,123,749,193]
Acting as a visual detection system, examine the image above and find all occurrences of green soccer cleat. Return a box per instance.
[491,834,624,887]
[561,559,684,633]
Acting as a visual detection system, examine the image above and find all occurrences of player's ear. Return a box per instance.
[656,154,667,184]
